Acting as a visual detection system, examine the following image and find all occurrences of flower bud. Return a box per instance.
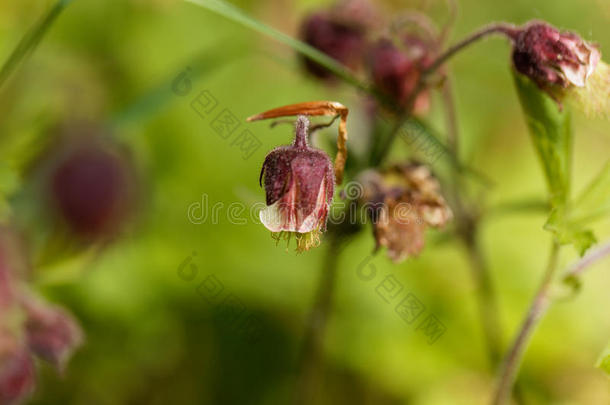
[300,10,367,79]
[48,134,136,240]
[259,116,335,252]
[368,37,433,112]
[359,163,452,262]
[22,296,83,373]
[512,22,601,91]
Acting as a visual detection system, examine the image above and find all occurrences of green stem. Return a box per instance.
[293,231,344,405]
[492,241,561,405]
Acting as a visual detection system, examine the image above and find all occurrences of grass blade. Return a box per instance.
[184,0,368,92]
[0,0,73,90]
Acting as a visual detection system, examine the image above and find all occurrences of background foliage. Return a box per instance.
[0,0,609,404]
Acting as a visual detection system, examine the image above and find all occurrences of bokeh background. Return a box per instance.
[0,0,609,404]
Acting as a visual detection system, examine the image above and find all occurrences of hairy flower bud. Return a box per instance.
[259,116,335,252]
[300,11,367,79]
[369,37,433,112]
[512,22,601,91]
[359,163,452,262]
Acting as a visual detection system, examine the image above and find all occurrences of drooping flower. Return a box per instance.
[368,34,435,112]
[511,21,610,117]
[0,230,83,402]
[259,116,335,252]
[359,163,452,262]
[299,0,377,79]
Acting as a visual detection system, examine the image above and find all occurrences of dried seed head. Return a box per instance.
[259,116,335,252]
[359,163,452,262]
[512,22,601,92]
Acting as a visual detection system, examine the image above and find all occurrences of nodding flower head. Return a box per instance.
[259,116,335,252]
[359,163,452,263]
[300,7,368,80]
[512,21,601,91]
[369,35,435,112]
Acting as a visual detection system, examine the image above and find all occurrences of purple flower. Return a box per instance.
[300,11,367,79]
[49,135,135,240]
[512,22,601,90]
[259,116,335,252]
[368,36,434,112]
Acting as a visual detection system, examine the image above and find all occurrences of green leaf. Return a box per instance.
[512,71,572,209]
[0,0,73,90]
[544,207,596,256]
[571,161,610,224]
[184,0,366,92]
[598,343,610,377]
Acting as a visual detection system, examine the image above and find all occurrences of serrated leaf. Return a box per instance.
[512,71,572,209]
[571,161,610,224]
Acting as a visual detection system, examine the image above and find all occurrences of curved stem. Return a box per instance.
[293,232,343,405]
[425,23,519,76]
[492,241,561,405]
[562,240,610,281]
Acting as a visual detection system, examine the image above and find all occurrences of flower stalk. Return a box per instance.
[492,242,561,405]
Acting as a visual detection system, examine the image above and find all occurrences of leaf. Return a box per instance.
[544,207,596,256]
[512,71,573,209]
[570,161,610,225]
[184,0,366,91]
[0,0,73,90]
[598,343,610,377]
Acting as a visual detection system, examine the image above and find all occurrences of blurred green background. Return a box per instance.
[0,0,609,404]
